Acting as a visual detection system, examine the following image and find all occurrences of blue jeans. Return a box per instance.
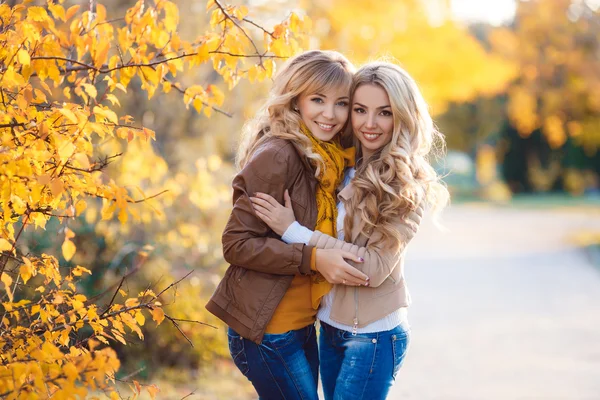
[319,321,410,400]
[227,325,319,400]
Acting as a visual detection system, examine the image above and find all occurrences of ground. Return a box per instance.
[390,203,600,400]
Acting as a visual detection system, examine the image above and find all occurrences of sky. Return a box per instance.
[450,0,517,26]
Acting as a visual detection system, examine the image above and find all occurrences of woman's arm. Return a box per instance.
[250,191,423,286]
[309,205,424,287]
[221,142,314,276]
[250,191,371,286]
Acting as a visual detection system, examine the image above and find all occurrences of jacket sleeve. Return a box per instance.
[222,143,314,276]
[308,205,424,287]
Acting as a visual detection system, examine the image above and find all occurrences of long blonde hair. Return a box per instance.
[236,50,355,176]
[344,62,449,248]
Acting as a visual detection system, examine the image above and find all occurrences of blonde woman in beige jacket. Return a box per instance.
[251,61,449,400]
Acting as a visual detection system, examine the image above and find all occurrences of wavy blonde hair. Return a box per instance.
[344,62,450,248]
[236,50,355,176]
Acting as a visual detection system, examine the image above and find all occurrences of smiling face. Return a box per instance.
[351,83,395,159]
[296,86,350,141]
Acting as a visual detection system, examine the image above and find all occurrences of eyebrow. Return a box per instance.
[353,102,391,110]
[315,93,350,100]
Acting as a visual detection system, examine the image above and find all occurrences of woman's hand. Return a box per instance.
[315,249,369,286]
[250,190,297,236]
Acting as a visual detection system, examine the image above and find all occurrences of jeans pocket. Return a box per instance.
[228,329,250,376]
[261,329,297,349]
[391,329,410,380]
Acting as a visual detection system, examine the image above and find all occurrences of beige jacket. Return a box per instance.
[308,182,424,332]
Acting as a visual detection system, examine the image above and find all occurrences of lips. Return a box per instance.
[362,131,382,141]
[316,122,336,131]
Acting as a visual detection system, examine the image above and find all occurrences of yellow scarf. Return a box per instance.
[300,123,355,309]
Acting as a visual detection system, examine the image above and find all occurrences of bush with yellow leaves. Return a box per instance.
[0,0,309,398]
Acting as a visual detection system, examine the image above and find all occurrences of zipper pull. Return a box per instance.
[352,318,358,336]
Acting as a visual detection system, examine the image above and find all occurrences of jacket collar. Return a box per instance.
[338,181,355,203]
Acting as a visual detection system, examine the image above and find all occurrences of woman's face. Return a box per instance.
[351,84,394,158]
[296,86,350,141]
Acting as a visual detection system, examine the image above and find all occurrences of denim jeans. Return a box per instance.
[319,321,410,400]
[227,325,319,400]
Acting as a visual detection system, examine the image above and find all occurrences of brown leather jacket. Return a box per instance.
[206,137,318,344]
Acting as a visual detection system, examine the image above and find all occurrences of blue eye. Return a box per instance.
[311,97,324,103]
[337,101,349,107]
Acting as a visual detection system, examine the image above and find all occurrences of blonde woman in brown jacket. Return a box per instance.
[251,61,450,399]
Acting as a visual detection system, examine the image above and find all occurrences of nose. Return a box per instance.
[365,113,377,129]
[322,103,335,120]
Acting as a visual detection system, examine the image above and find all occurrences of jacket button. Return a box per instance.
[372,338,377,344]
[392,335,396,340]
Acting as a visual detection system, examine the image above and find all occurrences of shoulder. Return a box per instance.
[244,137,303,183]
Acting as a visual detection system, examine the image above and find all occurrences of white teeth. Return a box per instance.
[364,133,381,140]
[317,123,334,130]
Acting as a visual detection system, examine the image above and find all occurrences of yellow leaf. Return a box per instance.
[20,263,33,284]
[27,6,49,22]
[58,140,76,162]
[264,59,275,79]
[75,199,87,216]
[125,298,139,307]
[62,239,76,261]
[106,94,120,106]
[147,384,160,399]
[133,380,142,394]
[163,2,179,32]
[0,238,12,251]
[65,227,75,240]
[59,108,78,124]
[206,0,216,12]
[118,208,128,224]
[1,272,13,302]
[82,83,97,99]
[93,106,119,124]
[112,330,127,345]
[17,49,30,66]
[151,308,165,325]
[72,265,91,277]
[193,97,203,113]
[64,4,80,21]
[135,311,145,326]
[48,3,66,21]
[50,178,64,197]
[209,85,224,106]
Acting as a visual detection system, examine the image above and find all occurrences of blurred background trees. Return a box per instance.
[3,0,599,396]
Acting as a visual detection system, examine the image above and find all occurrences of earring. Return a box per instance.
[293,105,299,111]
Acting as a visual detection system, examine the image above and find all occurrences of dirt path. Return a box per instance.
[389,204,600,400]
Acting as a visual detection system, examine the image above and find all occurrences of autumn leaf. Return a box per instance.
[0,238,12,251]
[62,239,76,261]
[151,308,165,325]
[1,272,14,302]
[147,384,160,399]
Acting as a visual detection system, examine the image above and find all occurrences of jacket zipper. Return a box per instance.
[352,286,359,336]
